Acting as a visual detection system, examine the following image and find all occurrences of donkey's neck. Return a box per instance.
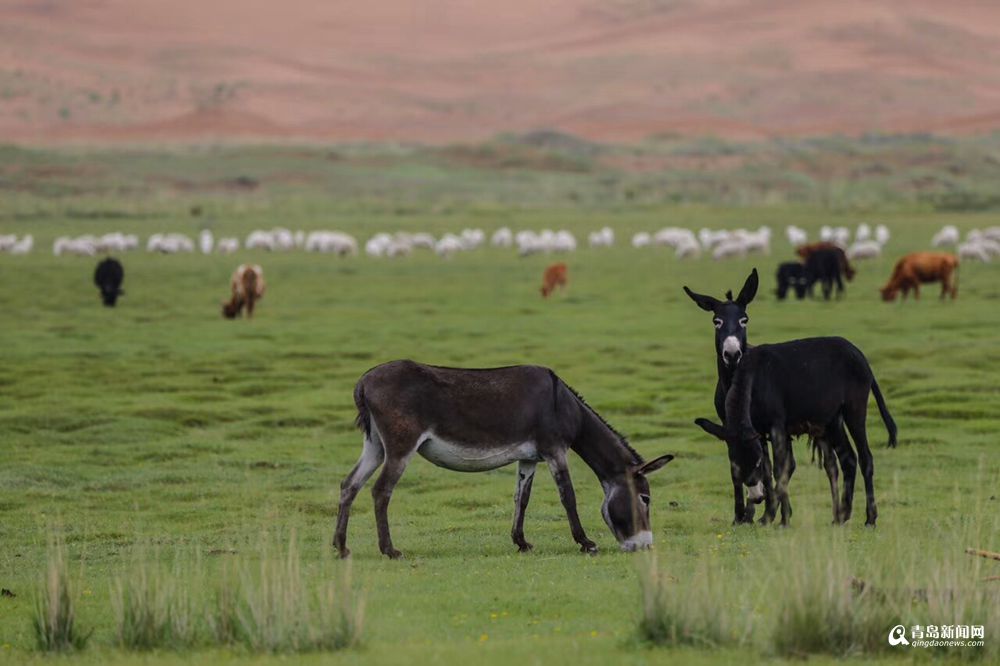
[571,407,639,482]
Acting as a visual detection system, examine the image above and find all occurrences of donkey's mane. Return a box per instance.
[561,381,643,464]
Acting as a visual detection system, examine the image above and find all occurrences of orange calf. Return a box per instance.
[541,263,568,298]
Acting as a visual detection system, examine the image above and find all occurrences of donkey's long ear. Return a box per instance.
[683,286,720,312]
[694,417,727,441]
[735,268,759,307]
[636,454,674,476]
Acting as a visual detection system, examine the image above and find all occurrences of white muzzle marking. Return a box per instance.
[747,481,765,503]
[722,336,742,359]
[621,530,653,552]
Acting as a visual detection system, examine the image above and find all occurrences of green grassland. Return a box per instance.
[1,142,999,664]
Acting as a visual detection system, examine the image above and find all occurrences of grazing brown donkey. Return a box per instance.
[334,360,674,558]
[222,264,266,318]
[541,262,568,298]
[880,252,958,301]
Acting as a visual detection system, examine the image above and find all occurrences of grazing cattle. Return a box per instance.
[94,257,124,307]
[684,270,896,526]
[222,264,266,319]
[541,263,568,298]
[797,242,856,280]
[804,248,847,300]
[775,262,808,300]
[880,252,958,301]
[334,360,675,558]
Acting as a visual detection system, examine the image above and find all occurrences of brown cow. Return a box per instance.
[880,252,958,302]
[796,242,856,280]
[222,264,266,318]
[541,263,568,298]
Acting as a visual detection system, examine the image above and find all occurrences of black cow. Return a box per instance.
[94,258,124,307]
[804,248,846,300]
[775,262,808,300]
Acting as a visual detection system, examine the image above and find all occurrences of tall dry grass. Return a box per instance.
[32,532,90,652]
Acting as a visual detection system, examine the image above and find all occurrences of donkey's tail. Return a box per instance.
[871,378,897,448]
[353,380,371,439]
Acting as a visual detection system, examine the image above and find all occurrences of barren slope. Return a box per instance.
[2,0,1000,142]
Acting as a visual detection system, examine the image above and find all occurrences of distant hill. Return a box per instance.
[2,0,1000,143]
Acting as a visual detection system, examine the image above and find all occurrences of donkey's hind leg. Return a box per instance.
[843,399,878,527]
[511,461,537,552]
[371,422,422,559]
[826,418,857,523]
[814,431,841,524]
[333,430,385,558]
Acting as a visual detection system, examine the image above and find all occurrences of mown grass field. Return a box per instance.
[1,146,999,664]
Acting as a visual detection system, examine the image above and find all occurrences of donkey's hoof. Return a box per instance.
[580,541,598,555]
[517,542,534,553]
[337,547,351,559]
[382,548,404,560]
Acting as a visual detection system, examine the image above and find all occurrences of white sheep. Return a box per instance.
[875,224,890,246]
[436,234,464,258]
[931,225,960,248]
[631,232,651,248]
[8,234,33,255]
[855,223,871,242]
[490,228,513,248]
[199,230,214,254]
[785,225,807,247]
[216,237,240,254]
[847,240,882,260]
[958,242,991,262]
[588,227,614,248]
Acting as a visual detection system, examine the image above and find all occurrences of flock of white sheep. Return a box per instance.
[930,225,1000,262]
[7,221,1000,263]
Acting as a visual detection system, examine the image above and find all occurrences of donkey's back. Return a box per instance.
[354,360,575,447]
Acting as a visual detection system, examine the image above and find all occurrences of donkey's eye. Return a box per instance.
[713,318,723,329]
[739,317,748,328]
[639,494,650,506]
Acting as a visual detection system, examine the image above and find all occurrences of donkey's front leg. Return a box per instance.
[511,461,537,552]
[545,452,597,554]
[731,476,749,525]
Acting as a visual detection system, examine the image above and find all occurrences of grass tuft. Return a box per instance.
[217,532,364,653]
[32,532,90,652]
[111,553,199,650]
[637,552,748,648]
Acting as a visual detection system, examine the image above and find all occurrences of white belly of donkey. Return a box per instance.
[417,433,540,472]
